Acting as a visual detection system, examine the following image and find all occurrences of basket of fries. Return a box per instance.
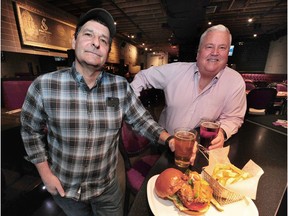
[201,146,264,205]
[202,166,246,205]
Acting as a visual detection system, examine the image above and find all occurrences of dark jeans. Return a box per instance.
[53,180,123,216]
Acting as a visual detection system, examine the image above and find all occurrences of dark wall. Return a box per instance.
[39,56,57,74]
[176,37,272,73]
[228,38,270,72]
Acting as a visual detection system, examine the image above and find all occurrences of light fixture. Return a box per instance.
[248,18,253,23]
[253,34,257,37]
[127,34,135,39]
[208,21,212,25]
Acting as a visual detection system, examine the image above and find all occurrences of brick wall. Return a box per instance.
[1,0,121,63]
[1,0,123,77]
[1,0,79,58]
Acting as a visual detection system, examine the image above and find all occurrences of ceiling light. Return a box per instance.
[253,34,257,37]
[145,48,148,51]
[127,34,135,38]
[208,21,212,25]
[142,43,145,46]
[248,18,253,23]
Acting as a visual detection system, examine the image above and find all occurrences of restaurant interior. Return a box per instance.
[1,0,287,216]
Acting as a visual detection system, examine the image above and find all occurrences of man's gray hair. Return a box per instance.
[198,24,232,51]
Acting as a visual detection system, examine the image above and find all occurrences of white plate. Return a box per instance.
[147,175,258,216]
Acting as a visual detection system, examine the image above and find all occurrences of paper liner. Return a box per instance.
[202,146,264,205]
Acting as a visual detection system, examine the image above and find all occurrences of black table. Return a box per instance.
[1,109,21,131]
[246,114,287,135]
[128,120,287,216]
[1,109,27,170]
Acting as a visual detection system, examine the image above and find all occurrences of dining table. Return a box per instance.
[1,108,27,170]
[128,119,287,216]
[1,108,21,131]
[245,90,287,99]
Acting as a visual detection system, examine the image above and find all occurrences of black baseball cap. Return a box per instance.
[76,8,116,38]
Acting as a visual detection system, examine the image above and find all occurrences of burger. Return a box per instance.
[155,168,213,215]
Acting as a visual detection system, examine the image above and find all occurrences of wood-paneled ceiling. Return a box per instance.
[42,0,287,57]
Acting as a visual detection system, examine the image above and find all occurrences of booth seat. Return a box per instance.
[2,79,33,110]
[241,73,287,84]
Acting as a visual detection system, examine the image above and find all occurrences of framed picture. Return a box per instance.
[15,3,76,51]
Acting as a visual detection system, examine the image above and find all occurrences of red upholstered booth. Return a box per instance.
[2,79,33,110]
[241,73,287,84]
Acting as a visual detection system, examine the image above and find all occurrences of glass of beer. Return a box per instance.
[174,127,197,168]
[200,121,221,152]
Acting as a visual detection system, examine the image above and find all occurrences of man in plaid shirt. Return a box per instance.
[21,8,188,216]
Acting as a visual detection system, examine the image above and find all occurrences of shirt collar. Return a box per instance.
[70,63,104,90]
[194,65,225,81]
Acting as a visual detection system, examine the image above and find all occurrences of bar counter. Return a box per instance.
[128,120,287,216]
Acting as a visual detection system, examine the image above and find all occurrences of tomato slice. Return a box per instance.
[184,202,208,211]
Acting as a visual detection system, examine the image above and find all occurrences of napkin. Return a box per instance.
[204,146,264,200]
[273,119,288,128]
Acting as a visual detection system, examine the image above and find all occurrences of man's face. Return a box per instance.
[196,31,230,78]
[72,20,110,71]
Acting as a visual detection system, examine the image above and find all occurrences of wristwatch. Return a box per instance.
[165,135,174,146]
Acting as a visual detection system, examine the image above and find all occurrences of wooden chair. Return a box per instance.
[119,122,161,215]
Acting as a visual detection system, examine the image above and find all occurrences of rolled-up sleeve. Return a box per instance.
[21,79,48,164]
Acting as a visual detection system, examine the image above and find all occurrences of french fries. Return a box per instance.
[212,163,250,186]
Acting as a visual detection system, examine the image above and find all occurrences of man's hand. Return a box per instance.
[43,172,65,196]
[36,161,65,197]
[209,128,225,150]
[167,139,198,166]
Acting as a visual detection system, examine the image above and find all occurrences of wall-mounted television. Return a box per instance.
[228,45,235,56]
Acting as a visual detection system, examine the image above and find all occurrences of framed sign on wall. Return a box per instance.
[15,2,76,51]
